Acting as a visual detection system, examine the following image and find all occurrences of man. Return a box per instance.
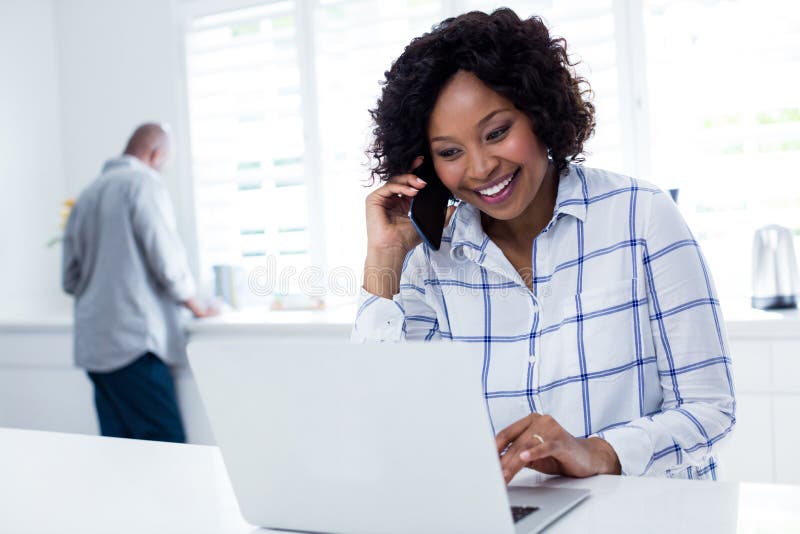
[62,123,216,443]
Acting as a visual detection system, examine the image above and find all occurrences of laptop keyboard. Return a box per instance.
[511,505,540,523]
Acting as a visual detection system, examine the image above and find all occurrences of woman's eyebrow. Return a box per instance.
[430,108,512,143]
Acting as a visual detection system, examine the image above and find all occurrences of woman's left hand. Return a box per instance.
[495,413,621,483]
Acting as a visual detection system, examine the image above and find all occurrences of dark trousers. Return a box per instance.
[88,352,186,443]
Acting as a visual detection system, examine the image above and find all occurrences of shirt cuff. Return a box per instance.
[596,425,654,476]
[351,287,405,342]
[169,275,196,303]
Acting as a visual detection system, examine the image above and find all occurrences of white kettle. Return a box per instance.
[751,224,799,310]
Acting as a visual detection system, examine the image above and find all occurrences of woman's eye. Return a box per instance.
[487,127,509,141]
[438,148,460,158]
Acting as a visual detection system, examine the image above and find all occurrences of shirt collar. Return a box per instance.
[553,164,588,223]
[446,164,589,261]
[101,154,149,174]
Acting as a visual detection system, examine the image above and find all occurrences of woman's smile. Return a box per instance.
[473,167,520,204]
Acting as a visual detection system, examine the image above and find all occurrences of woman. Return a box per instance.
[353,8,735,482]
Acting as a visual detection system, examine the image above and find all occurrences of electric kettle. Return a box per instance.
[751,224,799,309]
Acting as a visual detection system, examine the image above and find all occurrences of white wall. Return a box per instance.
[0,0,67,313]
[54,0,200,277]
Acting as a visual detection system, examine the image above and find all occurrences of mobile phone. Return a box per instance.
[408,158,453,251]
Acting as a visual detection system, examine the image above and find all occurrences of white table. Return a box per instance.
[2,427,799,534]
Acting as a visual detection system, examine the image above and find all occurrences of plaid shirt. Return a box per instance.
[353,165,735,479]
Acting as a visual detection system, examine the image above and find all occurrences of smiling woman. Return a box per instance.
[354,8,735,483]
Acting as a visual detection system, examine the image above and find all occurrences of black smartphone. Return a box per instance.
[408,158,453,251]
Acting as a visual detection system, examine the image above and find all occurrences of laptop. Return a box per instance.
[188,340,589,533]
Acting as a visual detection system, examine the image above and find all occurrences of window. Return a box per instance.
[186,2,316,307]
[643,0,800,301]
[311,0,449,307]
[191,0,761,308]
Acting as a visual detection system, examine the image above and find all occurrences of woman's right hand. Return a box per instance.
[366,157,428,254]
[363,157,427,298]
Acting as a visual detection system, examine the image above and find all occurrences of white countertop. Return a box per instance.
[716,301,800,338]
[1,427,798,533]
[0,305,357,335]
[186,305,356,337]
[1,299,798,339]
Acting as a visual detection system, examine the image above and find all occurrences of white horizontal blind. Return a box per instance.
[643,0,800,300]
[312,0,446,300]
[186,1,313,303]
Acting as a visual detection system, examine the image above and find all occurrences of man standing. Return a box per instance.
[62,123,215,443]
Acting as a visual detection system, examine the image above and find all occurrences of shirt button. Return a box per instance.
[528,355,537,364]
[541,286,552,298]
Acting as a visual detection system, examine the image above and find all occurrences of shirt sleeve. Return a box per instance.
[596,189,736,477]
[352,247,441,342]
[130,178,196,303]
[61,205,80,295]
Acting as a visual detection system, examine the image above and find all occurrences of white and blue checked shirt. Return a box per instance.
[353,165,735,479]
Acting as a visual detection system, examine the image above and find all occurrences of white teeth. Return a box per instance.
[478,174,514,196]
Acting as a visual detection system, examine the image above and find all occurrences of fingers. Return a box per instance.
[390,155,427,186]
[497,414,566,483]
[501,434,551,484]
[495,414,538,454]
[386,173,427,188]
[525,456,562,476]
[371,156,428,202]
[519,441,554,463]
[371,180,425,201]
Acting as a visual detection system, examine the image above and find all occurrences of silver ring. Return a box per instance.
[532,433,544,444]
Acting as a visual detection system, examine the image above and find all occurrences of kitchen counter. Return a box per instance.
[186,305,356,338]
[2,300,800,485]
[716,302,800,339]
[2,300,799,339]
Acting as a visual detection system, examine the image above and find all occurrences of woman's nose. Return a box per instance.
[466,150,498,181]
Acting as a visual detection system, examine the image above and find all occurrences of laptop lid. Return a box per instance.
[188,339,515,534]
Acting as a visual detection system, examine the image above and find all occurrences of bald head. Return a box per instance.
[123,122,171,171]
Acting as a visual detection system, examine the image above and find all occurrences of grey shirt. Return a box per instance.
[62,156,196,372]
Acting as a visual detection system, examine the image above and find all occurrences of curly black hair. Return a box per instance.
[368,8,595,183]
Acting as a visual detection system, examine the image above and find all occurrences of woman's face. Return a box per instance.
[427,70,550,221]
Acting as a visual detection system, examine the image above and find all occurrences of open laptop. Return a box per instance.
[188,340,589,533]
